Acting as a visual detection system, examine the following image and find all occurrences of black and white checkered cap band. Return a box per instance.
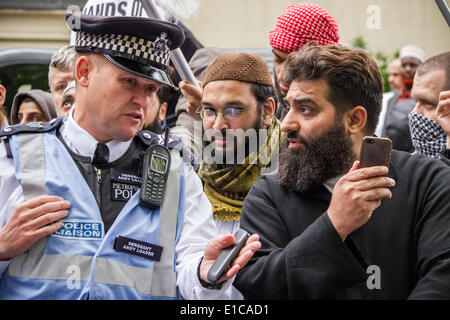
[76,31,170,68]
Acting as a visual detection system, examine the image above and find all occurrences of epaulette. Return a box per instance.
[137,130,199,171]
[0,117,64,138]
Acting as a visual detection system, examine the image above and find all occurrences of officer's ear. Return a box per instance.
[0,85,6,107]
[74,55,94,88]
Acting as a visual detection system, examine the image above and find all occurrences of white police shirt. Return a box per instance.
[0,110,234,300]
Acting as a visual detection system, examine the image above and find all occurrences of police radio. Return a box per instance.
[139,128,171,209]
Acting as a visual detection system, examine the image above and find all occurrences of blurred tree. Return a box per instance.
[352,36,399,93]
[352,36,367,50]
[0,64,49,119]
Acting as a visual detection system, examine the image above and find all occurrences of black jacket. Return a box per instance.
[235,150,450,299]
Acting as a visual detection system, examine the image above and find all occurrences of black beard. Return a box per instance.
[277,124,354,194]
[143,116,163,134]
[204,115,264,167]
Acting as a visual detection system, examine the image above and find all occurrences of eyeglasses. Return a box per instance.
[200,106,250,121]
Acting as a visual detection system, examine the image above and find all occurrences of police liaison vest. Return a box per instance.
[0,122,186,299]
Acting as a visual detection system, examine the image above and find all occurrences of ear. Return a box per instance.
[74,56,93,88]
[158,102,168,122]
[343,105,367,135]
[262,97,276,127]
[0,85,6,107]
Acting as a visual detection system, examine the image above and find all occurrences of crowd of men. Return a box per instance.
[0,2,449,300]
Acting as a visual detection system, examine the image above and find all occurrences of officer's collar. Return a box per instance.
[60,108,132,163]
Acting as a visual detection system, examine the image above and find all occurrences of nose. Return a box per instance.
[276,65,289,89]
[280,108,299,133]
[413,101,424,116]
[212,113,229,131]
[275,63,284,82]
[404,65,414,77]
[132,90,148,109]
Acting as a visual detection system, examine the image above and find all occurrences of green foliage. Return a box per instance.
[352,36,399,93]
[0,64,50,119]
[352,36,367,50]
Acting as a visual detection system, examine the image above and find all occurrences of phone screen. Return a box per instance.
[150,154,168,174]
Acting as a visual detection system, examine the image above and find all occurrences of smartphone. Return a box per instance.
[359,136,392,171]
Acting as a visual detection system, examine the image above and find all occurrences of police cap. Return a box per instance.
[66,14,185,87]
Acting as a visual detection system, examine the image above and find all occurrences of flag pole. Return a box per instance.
[140,0,200,88]
[435,0,450,28]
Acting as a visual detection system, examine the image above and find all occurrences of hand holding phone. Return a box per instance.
[207,229,250,285]
[327,136,394,240]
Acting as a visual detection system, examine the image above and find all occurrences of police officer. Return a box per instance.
[0,14,260,299]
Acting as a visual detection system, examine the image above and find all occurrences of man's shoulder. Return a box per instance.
[0,118,64,138]
[254,172,279,187]
[383,91,395,101]
[392,149,450,170]
[391,149,450,184]
[248,172,286,199]
[439,147,450,166]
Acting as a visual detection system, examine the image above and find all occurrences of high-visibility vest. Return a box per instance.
[0,128,185,299]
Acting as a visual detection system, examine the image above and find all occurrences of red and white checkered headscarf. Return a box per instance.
[269,3,340,53]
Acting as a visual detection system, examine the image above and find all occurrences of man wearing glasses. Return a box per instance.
[197,53,283,238]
